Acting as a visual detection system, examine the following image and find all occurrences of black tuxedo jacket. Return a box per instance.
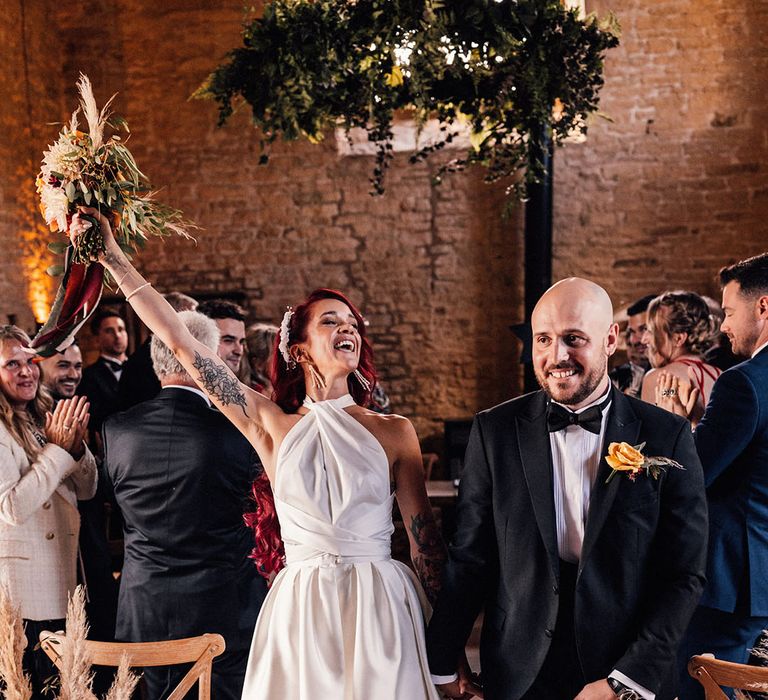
[102,388,267,650]
[426,388,708,700]
[80,357,121,439]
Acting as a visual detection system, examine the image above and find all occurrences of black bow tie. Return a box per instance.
[102,358,123,373]
[547,393,612,434]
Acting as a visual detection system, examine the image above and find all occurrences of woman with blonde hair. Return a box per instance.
[0,325,96,694]
[640,291,722,424]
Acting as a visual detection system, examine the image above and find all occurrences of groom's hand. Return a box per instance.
[574,679,617,700]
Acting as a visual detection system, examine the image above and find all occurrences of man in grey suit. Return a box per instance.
[427,278,708,700]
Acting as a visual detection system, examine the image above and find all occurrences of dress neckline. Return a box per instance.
[302,393,356,410]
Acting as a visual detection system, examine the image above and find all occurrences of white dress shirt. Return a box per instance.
[549,390,611,563]
[752,340,768,358]
[549,388,654,700]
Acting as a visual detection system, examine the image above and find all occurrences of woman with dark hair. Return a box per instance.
[0,325,96,695]
[69,210,446,700]
[640,290,722,423]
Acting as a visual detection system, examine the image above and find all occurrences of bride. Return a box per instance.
[69,209,448,699]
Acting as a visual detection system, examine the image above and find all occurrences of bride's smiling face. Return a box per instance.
[296,299,361,375]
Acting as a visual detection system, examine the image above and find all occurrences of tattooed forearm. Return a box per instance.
[192,351,249,416]
[410,511,447,607]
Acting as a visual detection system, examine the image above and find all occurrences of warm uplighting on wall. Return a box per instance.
[17,173,55,324]
[22,243,53,324]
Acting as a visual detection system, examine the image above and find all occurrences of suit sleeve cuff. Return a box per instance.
[431,673,458,685]
[610,670,655,699]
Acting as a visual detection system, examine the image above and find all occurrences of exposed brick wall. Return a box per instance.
[555,0,768,309]
[0,0,62,331]
[1,0,766,448]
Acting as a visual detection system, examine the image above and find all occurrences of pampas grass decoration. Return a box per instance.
[0,584,33,700]
[103,655,140,700]
[57,586,97,700]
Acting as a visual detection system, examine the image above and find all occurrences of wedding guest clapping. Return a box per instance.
[0,326,97,696]
[640,291,721,423]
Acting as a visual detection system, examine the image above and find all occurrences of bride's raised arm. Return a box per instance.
[70,208,283,452]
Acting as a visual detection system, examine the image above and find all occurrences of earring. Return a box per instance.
[308,363,326,390]
[353,369,371,392]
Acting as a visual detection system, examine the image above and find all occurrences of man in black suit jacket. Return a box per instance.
[79,307,130,447]
[103,311,267,699]
[427,278,708,700]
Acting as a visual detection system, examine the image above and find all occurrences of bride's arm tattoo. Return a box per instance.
[410,512,447,607]
[192,352,249,416]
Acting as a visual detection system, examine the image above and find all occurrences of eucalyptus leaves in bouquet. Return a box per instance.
[32,74,195,357]
[195,0,619,197]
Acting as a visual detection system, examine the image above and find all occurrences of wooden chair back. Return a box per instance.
[688,654,768,699]
[39,631,226,700]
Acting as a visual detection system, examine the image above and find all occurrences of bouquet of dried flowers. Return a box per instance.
[32,73,194,356]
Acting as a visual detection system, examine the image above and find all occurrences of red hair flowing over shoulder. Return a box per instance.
[244,472,285,581]
[270,288,378,412]
[246,289,378,581]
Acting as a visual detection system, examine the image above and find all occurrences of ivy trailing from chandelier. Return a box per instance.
[195,0,619,198]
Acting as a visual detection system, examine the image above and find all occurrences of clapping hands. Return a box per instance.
[45,395,90,459]
[654,371,699,419]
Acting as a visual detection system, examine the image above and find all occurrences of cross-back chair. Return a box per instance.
[39,631,226,700]
[689,654,768,699]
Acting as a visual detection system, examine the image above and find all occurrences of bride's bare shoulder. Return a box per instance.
[353,408,416,439]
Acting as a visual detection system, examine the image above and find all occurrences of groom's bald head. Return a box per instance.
[532,278,619,408]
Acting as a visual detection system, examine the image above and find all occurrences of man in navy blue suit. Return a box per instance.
[677,252,768,698]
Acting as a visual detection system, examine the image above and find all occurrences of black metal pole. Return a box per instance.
[523,128,553,393]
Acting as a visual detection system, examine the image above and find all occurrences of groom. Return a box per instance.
[427,278,708,700]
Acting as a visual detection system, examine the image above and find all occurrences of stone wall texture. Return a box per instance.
[1,0,766,447]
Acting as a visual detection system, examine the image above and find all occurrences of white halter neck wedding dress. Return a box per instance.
[241,394,439,699]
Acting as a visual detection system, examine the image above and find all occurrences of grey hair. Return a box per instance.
[151,311,220,378]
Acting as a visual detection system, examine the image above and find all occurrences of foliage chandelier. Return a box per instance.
[196,0,620,198]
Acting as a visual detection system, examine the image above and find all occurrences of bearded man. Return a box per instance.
[427,277,708,700]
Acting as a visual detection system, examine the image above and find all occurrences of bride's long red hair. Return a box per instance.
[245,289,378,581]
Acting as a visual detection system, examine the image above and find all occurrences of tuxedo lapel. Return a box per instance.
[580,389,641,568]
[516,392,559,577]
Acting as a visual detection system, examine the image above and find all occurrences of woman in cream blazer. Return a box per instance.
[0,325,96,695]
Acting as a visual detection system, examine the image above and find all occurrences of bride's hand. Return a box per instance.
[69,207,119,262]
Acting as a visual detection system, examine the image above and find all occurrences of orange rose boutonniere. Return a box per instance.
[605,441,685,483]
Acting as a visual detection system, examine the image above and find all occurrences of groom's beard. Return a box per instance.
[536,356,608,407]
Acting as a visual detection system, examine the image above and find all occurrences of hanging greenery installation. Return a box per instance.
[195,0,620,198]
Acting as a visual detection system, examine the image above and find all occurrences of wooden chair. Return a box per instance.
[422,452,439,481]
[688,654,768,698]
[39,631,226,700]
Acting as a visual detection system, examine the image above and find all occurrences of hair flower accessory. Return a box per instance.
[279,307,294,368]
[605,441,685,483]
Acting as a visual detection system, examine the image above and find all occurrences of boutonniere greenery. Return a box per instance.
[605,441,684,484]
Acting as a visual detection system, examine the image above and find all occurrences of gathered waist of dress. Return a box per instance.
[283,541,391,568]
